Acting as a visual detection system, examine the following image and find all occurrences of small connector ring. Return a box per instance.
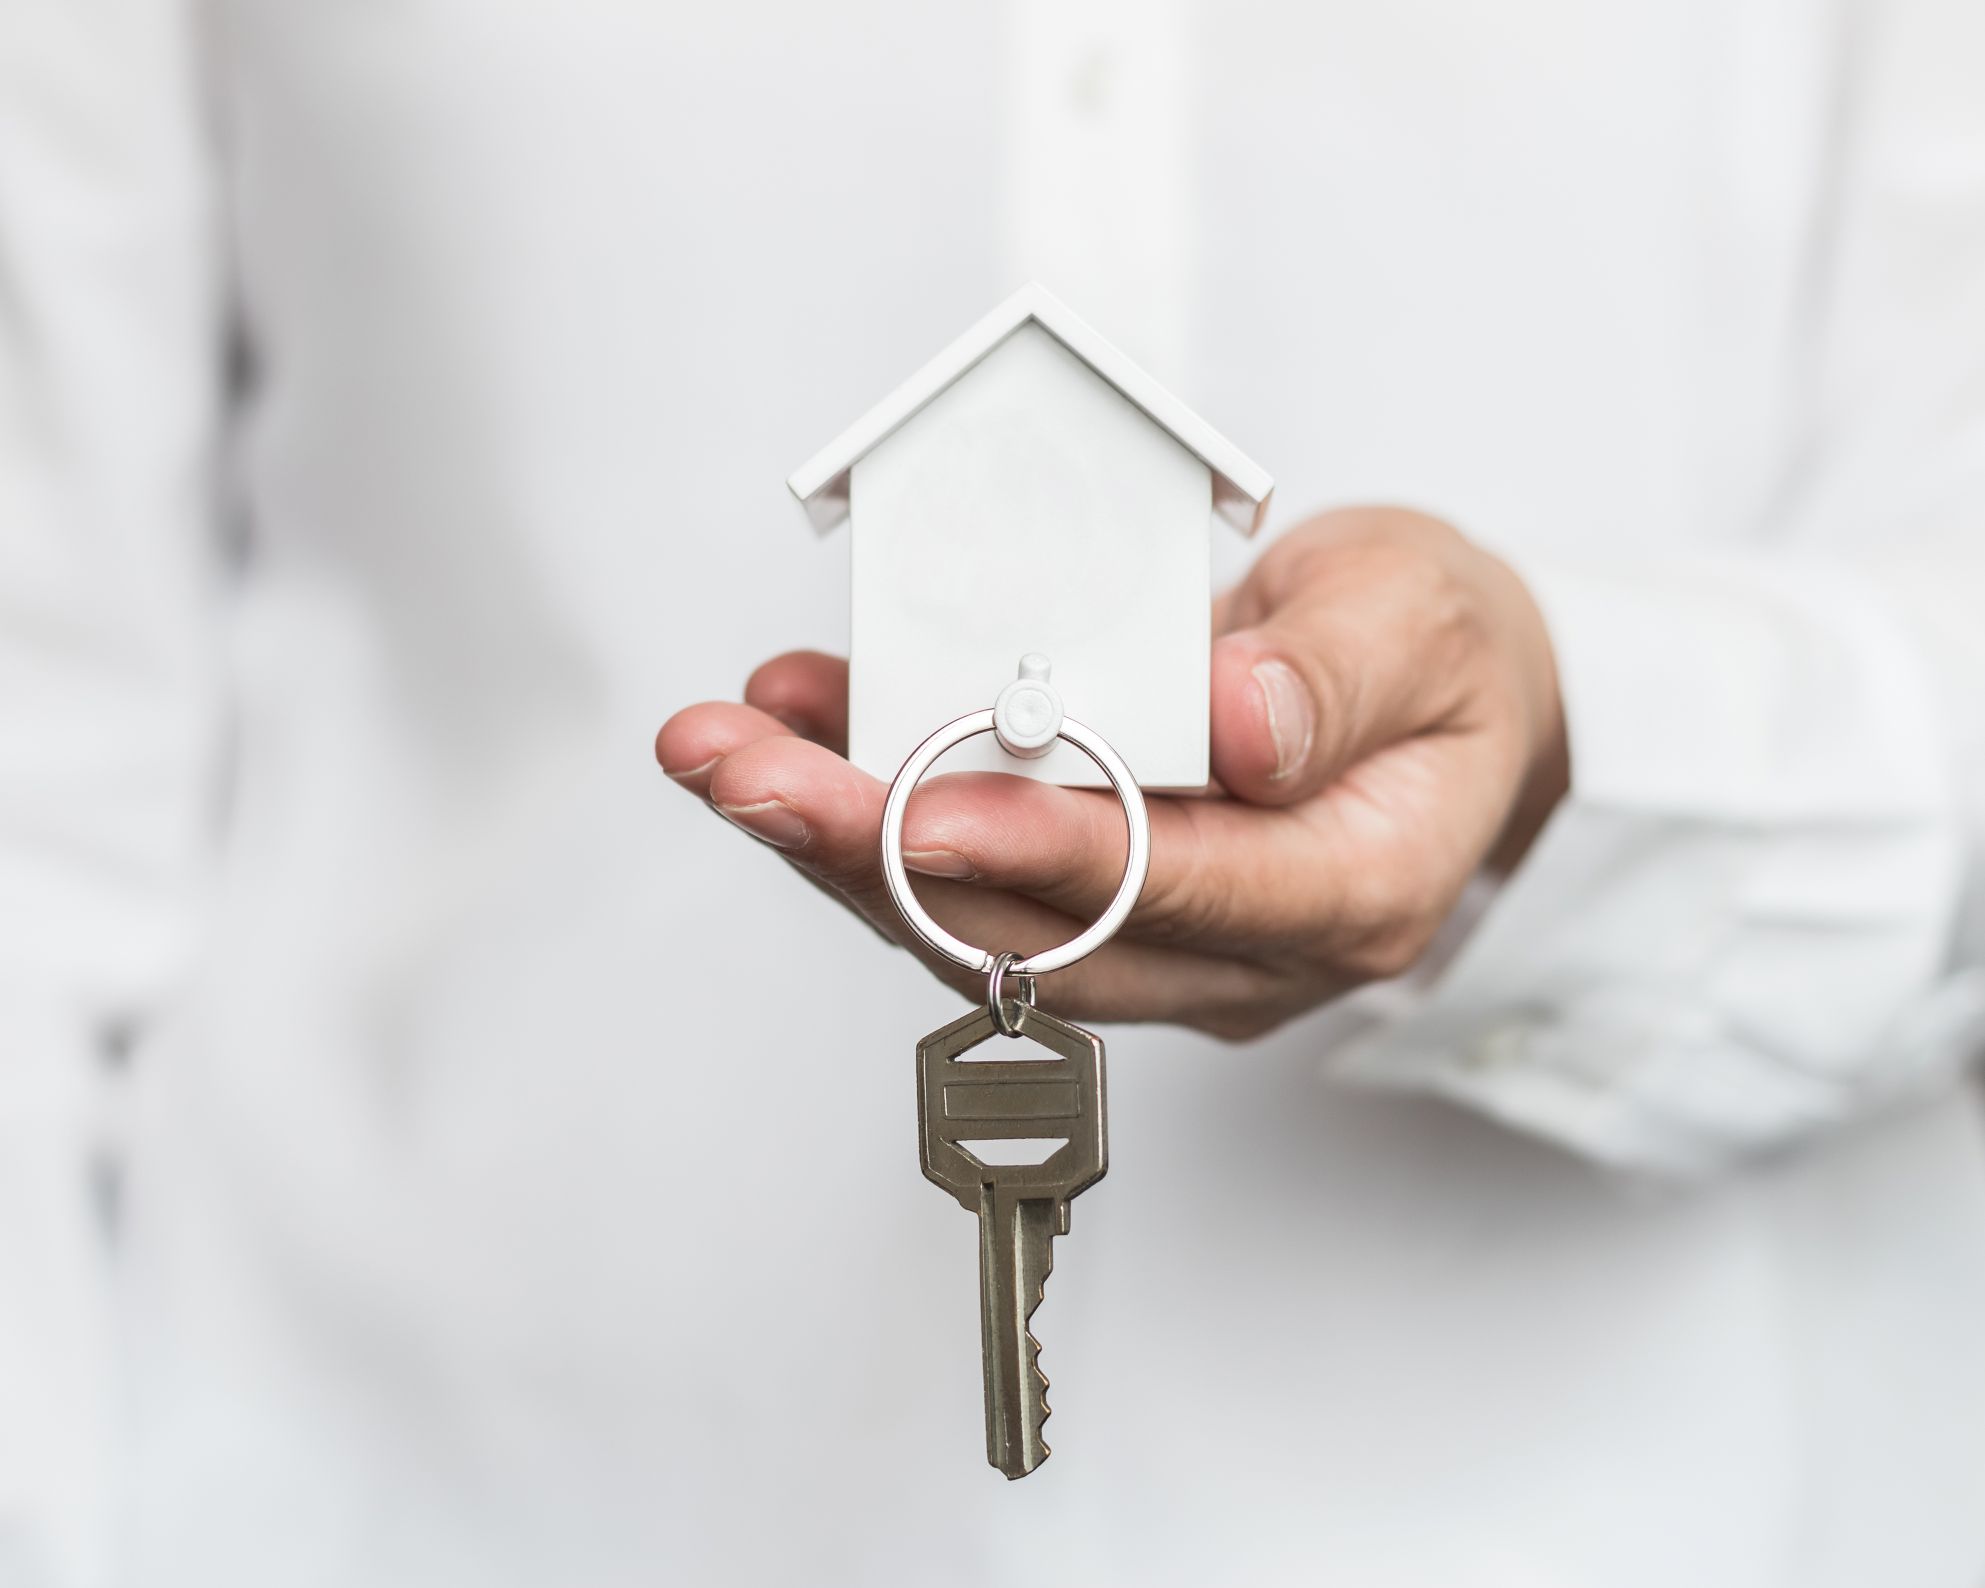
[986,951,1037,1038]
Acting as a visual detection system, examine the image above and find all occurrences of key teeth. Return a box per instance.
[1027,1286,1051,1459]
[1011,1332,1049,1480]
[985,1195,1065,1479]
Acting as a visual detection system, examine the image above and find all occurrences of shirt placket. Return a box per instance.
[1000,0,1194,388]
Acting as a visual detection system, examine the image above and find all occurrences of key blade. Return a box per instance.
[979,1189,1058,1479]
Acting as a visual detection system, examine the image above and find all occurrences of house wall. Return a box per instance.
[850,321,1212,789]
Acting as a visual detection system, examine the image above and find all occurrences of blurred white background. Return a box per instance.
[4,2,1985,1585]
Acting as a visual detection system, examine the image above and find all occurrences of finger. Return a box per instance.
[745,650,849,753]
[703,737,1305,1022]
[1211,575,1268,637]
[899,770,1339,953]
[1208,539,1469,808]
[655,701,797,796]
[704,736,1073,986]
[1044,933,1315,1035]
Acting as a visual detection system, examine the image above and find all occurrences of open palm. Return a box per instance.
[658,508,1567,1038]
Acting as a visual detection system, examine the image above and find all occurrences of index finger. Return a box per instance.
[898,772,1356,956]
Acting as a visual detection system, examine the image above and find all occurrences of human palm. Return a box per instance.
[658,508,1567,1038]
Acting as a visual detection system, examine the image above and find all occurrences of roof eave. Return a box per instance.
[786,282,1273,537]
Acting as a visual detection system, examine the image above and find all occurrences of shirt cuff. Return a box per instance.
[1324,551,1979,1177]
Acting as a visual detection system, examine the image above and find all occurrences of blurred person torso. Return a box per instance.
[7,2,1985,1586]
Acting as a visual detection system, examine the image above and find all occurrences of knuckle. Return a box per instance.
[1340,914,1439,983]
[1131,815,1232,942]
[1340,932,1416,984]
[1317,866,1444,983]
[1430,581,1490,668]
[1388,545,1480,652]
[1137,858,1218,937]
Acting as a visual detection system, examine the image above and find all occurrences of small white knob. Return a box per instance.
[993,653,1064,759]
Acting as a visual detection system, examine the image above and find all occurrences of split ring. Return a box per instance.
[878,709,1151,979]
[987,951,1035,1038]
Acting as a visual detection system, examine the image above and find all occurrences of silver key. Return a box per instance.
[917,998,1108,1479]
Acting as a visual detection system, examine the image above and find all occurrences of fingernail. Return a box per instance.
[905,848,975,880]
[715,799,810,849]
[1253,659,1315,781]
[663,755,720,785]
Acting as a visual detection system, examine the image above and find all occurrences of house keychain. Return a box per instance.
[786,284,1272,1478]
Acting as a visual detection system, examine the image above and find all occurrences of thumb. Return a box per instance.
[1210,611,1434,807]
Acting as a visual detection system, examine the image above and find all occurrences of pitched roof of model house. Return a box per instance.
[787,283,1275,537]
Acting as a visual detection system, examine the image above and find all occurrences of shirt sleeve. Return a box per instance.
[0,4,224,1579]
[1329,550,1985,1177]
[1327,0,1985,1178]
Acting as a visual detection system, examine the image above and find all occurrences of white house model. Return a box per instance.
[787,284,1273,790]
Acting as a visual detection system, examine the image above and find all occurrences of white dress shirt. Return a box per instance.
[4,1,1985,1584]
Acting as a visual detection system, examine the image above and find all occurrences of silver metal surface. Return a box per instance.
[879,708,1151,977]
[986,950,1033,1038]
[917,1001,1108,1479]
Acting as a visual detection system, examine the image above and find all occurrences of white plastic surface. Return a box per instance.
[788,282,1272,536]
[848,321,1212,788]
[992,654,1063,758]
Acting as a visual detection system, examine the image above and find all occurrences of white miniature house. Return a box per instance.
[788,284,1273,790]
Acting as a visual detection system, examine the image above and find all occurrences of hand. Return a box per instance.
[657,507,1567,1039]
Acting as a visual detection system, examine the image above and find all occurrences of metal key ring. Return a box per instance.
[879,709,1151,978]
[986,950,1036,1038]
